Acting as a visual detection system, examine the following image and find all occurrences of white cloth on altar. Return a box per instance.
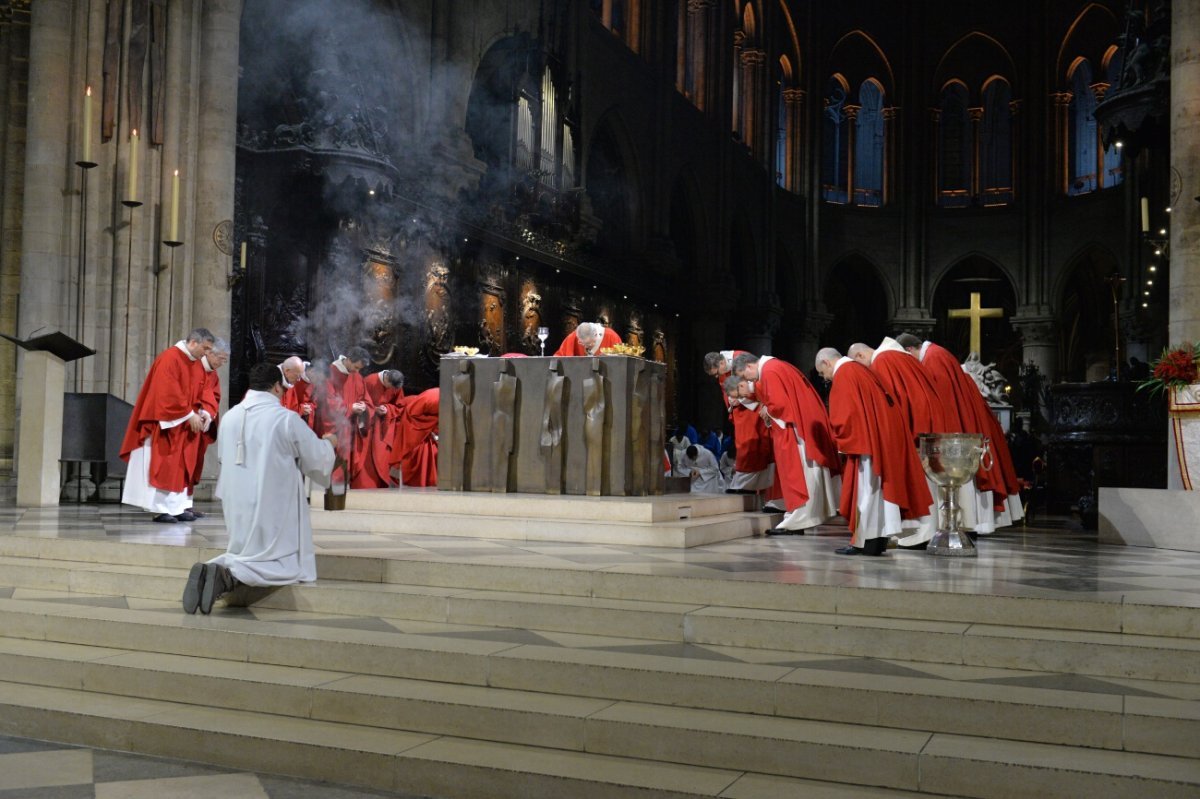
[208,390,335,586]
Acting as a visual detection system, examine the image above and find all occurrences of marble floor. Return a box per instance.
[3,500,1200,797]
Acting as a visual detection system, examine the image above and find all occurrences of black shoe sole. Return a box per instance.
[153,514,178,524]
[182,563,205,614]
[199,563,227,615]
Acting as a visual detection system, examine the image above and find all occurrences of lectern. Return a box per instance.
[1,332,95,506]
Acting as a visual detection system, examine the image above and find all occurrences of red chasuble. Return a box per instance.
[118,345,205,494]
[829,360,933,529]
[362,372,404,488]
[753,357,841,509]
[552,326,622,356]
[282,380,318,430]
[188,367,221,494]
[872,349,955,439]
[919,343,1022,507]
[713,350,773,474]
[320,367,375,488]
[391,388,440,487]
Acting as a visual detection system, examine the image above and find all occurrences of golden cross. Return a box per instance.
[948,292,1004,355]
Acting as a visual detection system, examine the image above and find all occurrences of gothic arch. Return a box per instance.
[1056,3,1121,81]
[930,255,1020,369]
[668,168,708,279]
[933,31,1018,101]
[821,253,891,351]
[585,109,643,255]
[774,0,802,77]
[828,30,894,98]
[1056,244,1122,382]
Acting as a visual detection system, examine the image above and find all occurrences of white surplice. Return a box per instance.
[208,390,335,586]
[677,447,726,494]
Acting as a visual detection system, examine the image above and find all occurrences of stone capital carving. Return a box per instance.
[687,0,716,12]
[740,48,766,67]
[1011,315,1057,346]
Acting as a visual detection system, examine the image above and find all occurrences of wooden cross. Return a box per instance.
[948,292,1004,355]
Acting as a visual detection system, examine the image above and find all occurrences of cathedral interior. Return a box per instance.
[1,2,1200,796]
[0,0,1184,510]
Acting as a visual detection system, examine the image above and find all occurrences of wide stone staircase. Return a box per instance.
[0,533,1198,797]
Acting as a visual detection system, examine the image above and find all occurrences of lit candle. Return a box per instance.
[1140,196,1149,233]
[82,86,92,164]
[169,170,180,241]
[240,240,247,271]
[127,129,139,202]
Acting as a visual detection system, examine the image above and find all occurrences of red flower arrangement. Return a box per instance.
[1139,343,1200,398]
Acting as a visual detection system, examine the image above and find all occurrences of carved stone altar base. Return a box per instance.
[438,355,666,496]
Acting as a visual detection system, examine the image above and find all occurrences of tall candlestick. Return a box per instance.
[126,129,139,203]
[81,86,93,165]
[1140,196,1149,233]
[240,240,247,271]
[169,170,180,242]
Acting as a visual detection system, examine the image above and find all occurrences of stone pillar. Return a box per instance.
[192,0,241,366]
[15,351,65,507]
[1168,0,1200,488]
[969,107,983,198]
[1011,314,1057,383]
[1170,0,1200,345]
[782,88,804,191]
[17,0,72,348]
[686,0,712,112]
[740,47,765,156]
[742,301,782,357]
[796,308,834,374]
[1050,92,1072,195]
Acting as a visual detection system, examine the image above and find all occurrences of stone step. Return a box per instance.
[308,506,779,547]
[5,535,1198,641]
[1,600,1197,758]
[0,678,1196,798]
[0,635,1195,757]
[3,552,1200,683]
[333,487,758,523]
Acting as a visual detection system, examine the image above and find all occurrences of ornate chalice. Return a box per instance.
[918,433,992,557]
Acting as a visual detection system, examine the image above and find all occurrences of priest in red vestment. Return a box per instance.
[850,337,953,549]
[705,350,775,494]
[280,357,318,430]
[815,348,934,556]
[120,328,215,523]
[721,375,776,493]
[318,347,375,488]
[186,341,229,517]
[552,321,621,356]
[391,387,440,486]
[896,333,1024,532]
[732,352,841,534]
[362,369,405,487]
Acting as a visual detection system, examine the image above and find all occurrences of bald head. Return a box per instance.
[848,342,874,365]
[814,347,843,381]
[280,356,305,385]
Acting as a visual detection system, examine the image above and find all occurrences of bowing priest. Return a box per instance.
[182,363,337,615]
[732,352,841,534]
[552,321,621,357]
[391,387,440,486]
[678,444,726,493]
[721,375,775,493]
[895,333,1023,532]
[814,348,934,556]
[120,328,215,523]
[186,339,230,518]
[279,356,318,430]
[320,346,374,488]
[849,338,951,549]
[362,369,405,487]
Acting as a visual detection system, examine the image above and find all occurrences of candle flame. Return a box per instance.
[174,169,179,176]
[132,128,138,137]
[86,86,92,96]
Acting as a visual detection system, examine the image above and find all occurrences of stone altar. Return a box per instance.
[437,355,666,496]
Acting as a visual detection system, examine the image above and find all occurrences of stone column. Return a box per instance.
[1011,314,1057,383]
[782,88,804,190]
[1170,0,1200,345]
[843,105,859,202]
[742,301,782,357]
[686,0,713,112]
[969,106,983,198]
[740,47,765,156]
[796,308,834,374]
[192,0,241,361]
[17,0,72,347]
